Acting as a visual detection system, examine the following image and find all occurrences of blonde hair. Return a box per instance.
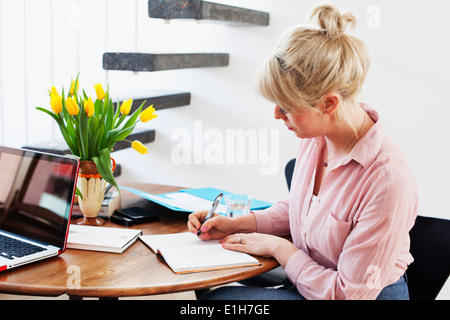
[257,4,370,135]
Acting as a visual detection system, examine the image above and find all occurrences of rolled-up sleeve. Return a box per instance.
[253,197,291,236]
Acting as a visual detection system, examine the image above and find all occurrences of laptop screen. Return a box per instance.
[0,147,79,249]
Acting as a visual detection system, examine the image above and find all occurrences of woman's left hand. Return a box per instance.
[220,233,298,267]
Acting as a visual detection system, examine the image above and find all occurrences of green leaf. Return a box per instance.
[64,112,79,156]
[75,186,83,200]
[112,125,135,146]
[104,97,114,132]
[36,107,60,123]
[122,101,145,130]
[88,116,99,157]
[71,73,80,98]
[92,148,119,192]
[112,100,121,126]
[94,99,103,118]
[103,127,122,149]
[78,106,89,159]
[36,107,78,155]
[114,114,126,129]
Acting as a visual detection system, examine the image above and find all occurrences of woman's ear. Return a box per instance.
[321,93,340,115]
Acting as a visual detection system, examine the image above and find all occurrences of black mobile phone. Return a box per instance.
[113,207,159,224]
[110,214,134,227]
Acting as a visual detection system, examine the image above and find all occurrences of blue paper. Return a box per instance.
[119,186,272,213]
[180,188,272,211]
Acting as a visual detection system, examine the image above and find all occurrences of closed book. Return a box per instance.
[67,225,142,253]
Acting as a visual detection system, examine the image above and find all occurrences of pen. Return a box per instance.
[197,193,223,236]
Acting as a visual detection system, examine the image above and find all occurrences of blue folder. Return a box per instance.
[119,186,272,213]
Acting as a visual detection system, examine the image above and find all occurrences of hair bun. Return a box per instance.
[310,4,356,39]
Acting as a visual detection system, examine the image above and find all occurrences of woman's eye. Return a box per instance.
[276,105,289,115]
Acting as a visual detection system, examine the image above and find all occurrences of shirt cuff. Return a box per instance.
[284,249,314,285]
[252,210,274,234]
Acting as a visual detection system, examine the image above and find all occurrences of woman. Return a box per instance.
[188,4,418,300]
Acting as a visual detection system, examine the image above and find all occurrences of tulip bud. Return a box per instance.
[120,99,133,115]
[50,86,60,97]
[70,80,79,96]
[131,140,148,154]
[84,97,95,117]
[50,91,63,114]
[66,97,80,116]
[94,83,105,100]
[139,105,157,122]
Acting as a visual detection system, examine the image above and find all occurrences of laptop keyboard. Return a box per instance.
[0,234,47,260]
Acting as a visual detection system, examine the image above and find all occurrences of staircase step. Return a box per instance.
[23,128,156,156]
[114,91,190,113]
[103,52,229,72]
[148,0,269,26]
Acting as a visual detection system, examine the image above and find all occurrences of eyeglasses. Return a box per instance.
[276,105,288,115]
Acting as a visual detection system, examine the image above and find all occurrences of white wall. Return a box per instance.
[122,0,450,222]
[1,0,449,215]
[0,0,449,300]
[1,0,449,217]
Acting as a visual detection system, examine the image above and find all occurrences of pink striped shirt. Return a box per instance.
[254,104,418,300]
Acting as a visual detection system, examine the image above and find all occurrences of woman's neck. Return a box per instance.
[324,102,374,159]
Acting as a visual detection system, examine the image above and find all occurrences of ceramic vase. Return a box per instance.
[76,160,107,225]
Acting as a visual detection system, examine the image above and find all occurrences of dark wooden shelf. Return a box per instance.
[113,91,190,113]
[103,52,229,72]
[148,0,269,26]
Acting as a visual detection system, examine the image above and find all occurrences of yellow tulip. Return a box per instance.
[120,99,133,115]
[94,83,105,100]
[50,86,60,96]
[66,97,79,116]
[70,80,79,96]
[50,91,62,114]
[84,97,95,117]
[139,105,157,122]
[131,140,148,154]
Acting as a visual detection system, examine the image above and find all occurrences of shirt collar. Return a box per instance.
[345,103,384,169]
[314,103,384,170]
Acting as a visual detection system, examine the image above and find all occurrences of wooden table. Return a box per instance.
[0,183,278,299]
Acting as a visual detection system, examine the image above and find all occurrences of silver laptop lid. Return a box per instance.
[0,147,79,251]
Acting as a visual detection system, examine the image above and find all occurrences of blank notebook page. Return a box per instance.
[140,232,260,273]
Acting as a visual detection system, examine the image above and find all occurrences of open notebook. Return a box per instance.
[140,232,260,274]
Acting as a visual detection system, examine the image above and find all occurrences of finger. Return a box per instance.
[187,217,198,234]
[221,234,244,244]
[221,242,247,253]
[198,214,221,234]
[187,220,198,234]
[197,232,211,241]
[187,210,207,232]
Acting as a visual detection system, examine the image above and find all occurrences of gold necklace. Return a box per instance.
[323,112,367,168]
[323,140,354,167]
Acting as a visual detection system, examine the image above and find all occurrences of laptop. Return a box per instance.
[0,146,79,271]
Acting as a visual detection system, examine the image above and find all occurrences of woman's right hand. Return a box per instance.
[187,210,235,240]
